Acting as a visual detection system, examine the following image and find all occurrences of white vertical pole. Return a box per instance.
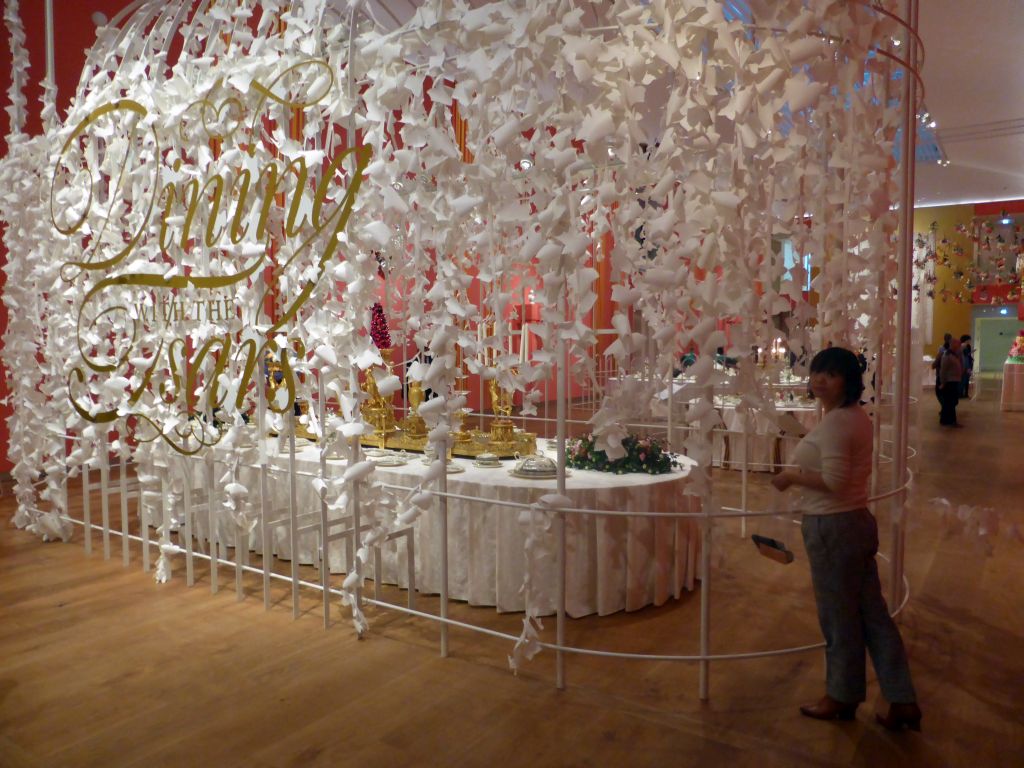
[319,372,330,627]
[119,447,130,566]
[288,408,299,618]
[555,296,567,691]
[554,174,574,690]
[181,455,194,587]
[874,71,893,507]
[140,471,150,573]
[872,269,885,505]
[699,386,713,701]
[891,0,919,609]
[343,359,363,616]
[439,433,449,658]
[61,431,71,538]
[44,0,55,86]
[82,459,92,555]
[479,284,487,431]
[520,282,528,432]
[100,434,111,559]
[740,414,749,539]
[235,462,244,601]
[259,375,271,609]
[342,15,362,619]
[544,369,549,429]
[207,442,218,594]
[667,362,674,451]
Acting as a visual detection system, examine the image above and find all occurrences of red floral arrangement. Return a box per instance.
[370,302,392,349]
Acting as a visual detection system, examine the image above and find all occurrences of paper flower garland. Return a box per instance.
[0,0,912,644]
[2,0,27,137]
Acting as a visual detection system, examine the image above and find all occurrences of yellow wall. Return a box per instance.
[913,204,974,352]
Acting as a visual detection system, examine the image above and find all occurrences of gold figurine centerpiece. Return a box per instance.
[360,346,398,446]
[488,376,516,446]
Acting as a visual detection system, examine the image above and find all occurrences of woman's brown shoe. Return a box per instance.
[800,696,858,721]
[876,702,922,732]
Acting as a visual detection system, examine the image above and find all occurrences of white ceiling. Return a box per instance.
[916,0,1024,207]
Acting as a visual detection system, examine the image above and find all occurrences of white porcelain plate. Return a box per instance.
[508,469,569,480]
[373,456,408,467]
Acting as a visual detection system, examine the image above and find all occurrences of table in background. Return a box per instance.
[655,393,819,472]
[715,402,819,471]
[1001,361,1024,411]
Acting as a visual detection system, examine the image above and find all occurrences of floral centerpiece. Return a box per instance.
[1009,330,1024,363]
[566,433,679,475]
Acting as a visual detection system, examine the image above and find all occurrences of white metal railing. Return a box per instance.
[36,418,915,701]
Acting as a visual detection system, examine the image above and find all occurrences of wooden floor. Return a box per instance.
[2,387,1023,767]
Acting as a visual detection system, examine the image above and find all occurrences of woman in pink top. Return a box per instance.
[772,347,921,731]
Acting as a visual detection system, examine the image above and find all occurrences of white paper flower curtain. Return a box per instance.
[1,0,909,565]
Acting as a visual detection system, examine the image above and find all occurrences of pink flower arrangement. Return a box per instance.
[1009,330,1024,361]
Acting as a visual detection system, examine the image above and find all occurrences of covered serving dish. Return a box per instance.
[511,454,558,478]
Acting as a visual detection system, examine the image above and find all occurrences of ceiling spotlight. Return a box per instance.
[519,158,533,171]
[392,181,403,191]
[892,38,902,47]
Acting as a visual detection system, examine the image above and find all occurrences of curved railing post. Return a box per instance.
[891,0,919,609]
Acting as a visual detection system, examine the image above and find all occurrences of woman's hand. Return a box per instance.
[772,470,797,491]
[772,467,831,493]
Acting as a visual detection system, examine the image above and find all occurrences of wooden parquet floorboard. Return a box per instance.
[1,388,1023,767]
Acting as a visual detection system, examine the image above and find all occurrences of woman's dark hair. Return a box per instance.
[809,347,865,407]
